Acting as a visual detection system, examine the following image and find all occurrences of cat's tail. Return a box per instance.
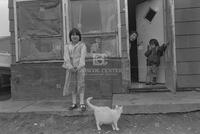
[86,97,97,110]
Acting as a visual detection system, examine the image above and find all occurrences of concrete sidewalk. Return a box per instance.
[113,91,200,114]
[1,91,200,115]
[0,99,112,116]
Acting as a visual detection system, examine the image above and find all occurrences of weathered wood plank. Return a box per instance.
[120,0,125,11]
[121,12,126,25]
[8,0,13,8]
[175,0,200,9]
[176,35,200,49]
[177,75,200,88]
[176,48,200,62]
[175,22,200,35]
[9,20,14,32]
[177,62,200,75]
[9,8,14,20]
[121,25,127,38]
[175,8,200,22]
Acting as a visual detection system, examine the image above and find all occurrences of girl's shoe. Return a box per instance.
[80,104,86,112]
[68,104,78,110]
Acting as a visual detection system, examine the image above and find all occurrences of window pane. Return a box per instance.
[17,0,62,37]
[16,0,63,61]
[19,37,62,61]
[71,0,117,34]
[83,36,118,57]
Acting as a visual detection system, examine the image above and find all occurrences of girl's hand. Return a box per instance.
[69,67,76,72]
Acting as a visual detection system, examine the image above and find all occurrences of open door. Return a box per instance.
[164,0,177,92]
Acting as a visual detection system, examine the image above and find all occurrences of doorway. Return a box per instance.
[129,0,171,90]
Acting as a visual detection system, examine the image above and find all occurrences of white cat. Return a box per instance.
[86,97,123,131]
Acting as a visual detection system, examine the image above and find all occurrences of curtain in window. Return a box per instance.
[71,0,117,33]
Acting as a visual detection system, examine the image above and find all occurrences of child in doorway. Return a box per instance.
[144,39,168,85]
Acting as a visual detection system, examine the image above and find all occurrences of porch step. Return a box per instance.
[128,82,168,92]
[112,91,200,114]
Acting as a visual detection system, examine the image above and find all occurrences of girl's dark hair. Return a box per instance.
[149,39,159,46]
[130,31,138,36]
[69,28,82,41]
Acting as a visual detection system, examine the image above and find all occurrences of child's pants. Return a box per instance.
[146,65,158,83]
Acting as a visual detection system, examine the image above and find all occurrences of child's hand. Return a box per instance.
[163,42,169,46]
[147,45,151,50]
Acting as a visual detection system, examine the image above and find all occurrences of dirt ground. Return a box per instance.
[0,111,200,134]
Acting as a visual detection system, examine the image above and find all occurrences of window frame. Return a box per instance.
[13,0,122,62]
[64,0,122,57]
[14,0,65,63]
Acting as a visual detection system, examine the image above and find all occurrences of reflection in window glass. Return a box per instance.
[70,0,119,57]
[71,0,117,33]
[19,37,62,61]
[83,36,117,57]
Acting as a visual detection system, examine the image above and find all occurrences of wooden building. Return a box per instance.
[8,0,200,100]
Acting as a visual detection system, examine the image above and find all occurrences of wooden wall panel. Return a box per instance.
[175,0,200,88]
[175,0,200,9]
[120,0,125,11]
[176,22,200,35]
[176,48,200,62]
[176,35,200,49]
[9,0,16,64]
[177,75,200,88]
[121,12,126,25]
[175,8,200,22]
[177,62,200,75]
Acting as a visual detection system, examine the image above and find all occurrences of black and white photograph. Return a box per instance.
[1,0,200,133]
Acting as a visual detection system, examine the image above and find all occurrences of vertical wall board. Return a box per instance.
[9,8,14,21]
[9,21,14,33]
[121,58,131,92]
[120,0,131,89]
[120,12,126,25]
[8,0,13,8]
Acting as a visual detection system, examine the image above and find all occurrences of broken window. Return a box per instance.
[145,8,157,22]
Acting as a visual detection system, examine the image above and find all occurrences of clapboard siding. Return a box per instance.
[175,8,200,22]
[175,0,200,88]
[177,62,200,75]
[176,35,200,49]
[177,75,200,88]
[175,0,200,9]
[176,48,200,62]
[176,22,200,35]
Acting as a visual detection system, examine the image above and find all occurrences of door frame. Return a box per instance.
[163,0,177,92]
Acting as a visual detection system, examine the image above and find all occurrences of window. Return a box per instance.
[69,0,119,57]
[145,8,157,22]
[16,0,63,61]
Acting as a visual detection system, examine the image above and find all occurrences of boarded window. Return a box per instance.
[16,0,62,61]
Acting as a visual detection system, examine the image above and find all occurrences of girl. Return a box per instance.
[63,28,87,112]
